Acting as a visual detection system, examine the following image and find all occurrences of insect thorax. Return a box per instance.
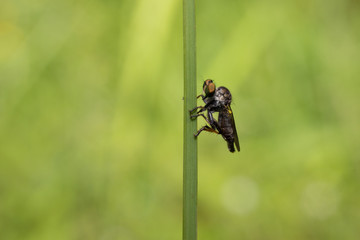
[215,87,232,106]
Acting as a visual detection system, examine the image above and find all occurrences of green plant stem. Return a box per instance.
[183,0,197,239]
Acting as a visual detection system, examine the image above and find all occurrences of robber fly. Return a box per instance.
[190,79,240,152]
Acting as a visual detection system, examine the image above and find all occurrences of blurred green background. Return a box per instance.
[1,0,360,239]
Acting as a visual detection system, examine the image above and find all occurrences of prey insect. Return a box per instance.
[189,79,240,152]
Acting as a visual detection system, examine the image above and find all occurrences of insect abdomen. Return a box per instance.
[218,109,235,152]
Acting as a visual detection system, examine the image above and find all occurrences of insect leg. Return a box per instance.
[189,106,205,113]
[190,113,213,127]
[207,111,222,134]
[194,125,219,137]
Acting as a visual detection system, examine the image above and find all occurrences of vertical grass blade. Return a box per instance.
[183,0,197,239]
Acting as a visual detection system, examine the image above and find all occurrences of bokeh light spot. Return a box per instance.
[301,181,340,220]
[221,176,259,215]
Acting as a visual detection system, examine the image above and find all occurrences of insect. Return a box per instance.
[190,79,240,152]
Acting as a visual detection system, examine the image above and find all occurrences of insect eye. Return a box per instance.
[203,80,216,96]
[203,79,212,88]
[207,82,215,93]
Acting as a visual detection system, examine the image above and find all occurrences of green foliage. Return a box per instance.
[1,0,360,239]
[183,0,197,239]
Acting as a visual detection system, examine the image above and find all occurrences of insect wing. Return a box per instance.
[228,105,240,151]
